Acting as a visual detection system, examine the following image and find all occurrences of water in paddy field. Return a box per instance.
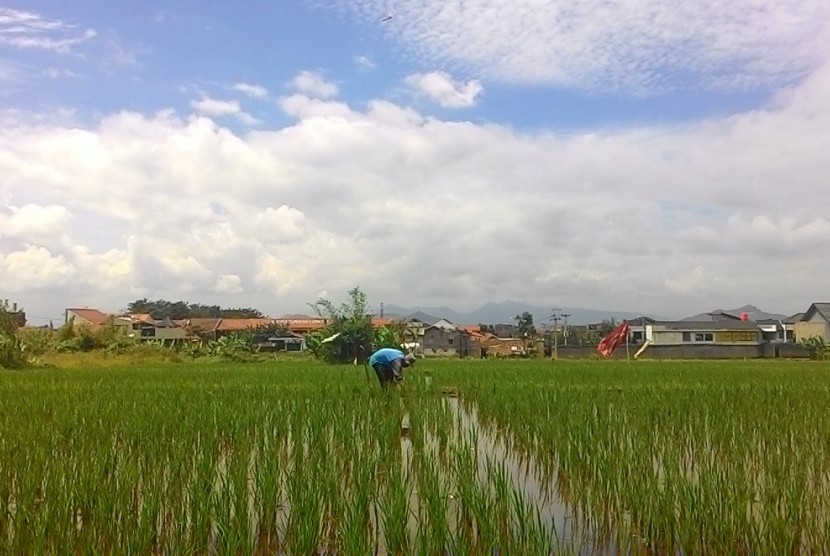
[398,396,624,555]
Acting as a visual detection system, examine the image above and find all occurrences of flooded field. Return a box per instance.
[2,359,830,553]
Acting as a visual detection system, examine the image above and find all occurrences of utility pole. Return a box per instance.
[550,308,562,359]
[562,313,571,346]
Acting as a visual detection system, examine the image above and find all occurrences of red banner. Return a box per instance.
[597,321,630,357]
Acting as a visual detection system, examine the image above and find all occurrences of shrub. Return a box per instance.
[798,336,830,360]
[0,306,25,368]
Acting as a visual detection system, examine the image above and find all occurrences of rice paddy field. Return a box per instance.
[2,358,830,554]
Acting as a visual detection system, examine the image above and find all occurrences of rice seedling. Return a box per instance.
[1,358,830,553]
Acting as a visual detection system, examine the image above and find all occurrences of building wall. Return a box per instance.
[404,322,425,341]
[423,328,459,356]
[152,328,188,341]
[424,347,459,356]
[652,331,684,344]
[8,312,26,327]
[795,321,827,342]
[650,328,759,346]
[807,311,828,324]
[553,343,810,359]
[643,344,766,359]
[67,311,97,327]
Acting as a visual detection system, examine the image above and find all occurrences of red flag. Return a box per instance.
[597,321,630,357]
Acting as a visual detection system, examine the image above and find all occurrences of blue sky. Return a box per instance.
[4,1,784,129]
[2,1,830,324]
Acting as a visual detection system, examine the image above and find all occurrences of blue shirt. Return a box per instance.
[369,348,404,367]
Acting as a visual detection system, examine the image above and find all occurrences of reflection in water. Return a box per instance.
[398,396,618,555]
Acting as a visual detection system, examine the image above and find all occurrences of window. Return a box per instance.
[716,331,757,343]
[693,333,713,342]
[448,338,454,345]
[682,332,691,342]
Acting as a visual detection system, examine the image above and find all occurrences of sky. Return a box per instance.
[1,0,829,325]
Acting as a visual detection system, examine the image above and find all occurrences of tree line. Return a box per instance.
[125,299,265,320]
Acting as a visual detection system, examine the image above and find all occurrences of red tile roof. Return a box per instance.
[372,317,408,328]
[273,318,327,333]
[66,308,110,326]
[129,313,155,323]
[215,318,278,332]
[178,318,222,331]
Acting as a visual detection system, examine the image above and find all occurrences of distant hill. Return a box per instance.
[384,300,659,326]
[277,313,319,319]
[403,311,445,325]
[383,305,458,324]
[682,304,788,322]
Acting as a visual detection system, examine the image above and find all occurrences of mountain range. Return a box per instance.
[286,301,794,326]
[378,301,798,326]
[382,300,661,326]
[681,304,790,322]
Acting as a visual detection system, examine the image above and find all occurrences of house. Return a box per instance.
[127,314,187,342]
[65,307,189,341]
[642,320,761,346]
[423,319,465,356]
[255,333,307,352]
[65,308,132,332]
[401,319,427,355]
[794,303,830,342]
[215,318,281,335]
[484,337,527,357]
[459,325,526,357]
[627,319,763,359]
[459,325,500,358]
[178,317,298,340]
[178,318,223,340]
[756,317,796,343]
[65,308,112,327]
[272,318,327,335]
[178,317,315,350]
[627,317,656,344]
[4,310,26,328]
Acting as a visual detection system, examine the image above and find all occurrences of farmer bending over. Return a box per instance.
[368,348,415,388]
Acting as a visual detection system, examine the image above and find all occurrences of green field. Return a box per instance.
[2,358,830,554]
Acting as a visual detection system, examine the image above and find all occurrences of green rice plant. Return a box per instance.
[4,359,830,553]
[251,423,285,553]
[379,464,412,554]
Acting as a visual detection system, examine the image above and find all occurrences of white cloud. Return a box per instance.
[190,96,260,125]
[191,97,240,116]
[0,245,74,290]
[40,67,80,79]
[0,8,96,54]
[234,82,268,99]
[0,203,69,240]
[0,60,22,85]
[278,93,354,120]
[335,0,830,93]
[2,61,830,320]
[354,55,376,70]
[405,71,483,108]
[291,70,339,99]
[247,206,308,243]
[214,274,243,294]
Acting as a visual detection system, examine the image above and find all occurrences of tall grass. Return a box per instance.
[1,359,830,553]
